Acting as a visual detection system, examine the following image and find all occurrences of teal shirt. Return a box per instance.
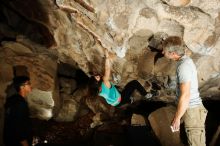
[99,82,121,106]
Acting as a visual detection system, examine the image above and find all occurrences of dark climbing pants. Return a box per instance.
[117,80,147,106]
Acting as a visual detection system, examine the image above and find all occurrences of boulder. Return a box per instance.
[148,106,184,146]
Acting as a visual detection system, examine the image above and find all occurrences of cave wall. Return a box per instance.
[0,0,220,145]
[0,0,220,96]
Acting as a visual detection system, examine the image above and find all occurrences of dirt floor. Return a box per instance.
[33,100,164,146]
[33,100,220,146]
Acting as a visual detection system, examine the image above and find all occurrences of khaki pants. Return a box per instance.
[183,105,208,146]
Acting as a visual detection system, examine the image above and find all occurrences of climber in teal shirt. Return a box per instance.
[99,82,121,106]
[88,50,158,107]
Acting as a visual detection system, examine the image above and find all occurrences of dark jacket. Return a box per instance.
[3,94,33,146]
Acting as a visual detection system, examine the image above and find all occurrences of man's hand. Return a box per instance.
[171,116,180,132]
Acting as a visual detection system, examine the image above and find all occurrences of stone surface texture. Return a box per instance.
[0,0,220,145]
